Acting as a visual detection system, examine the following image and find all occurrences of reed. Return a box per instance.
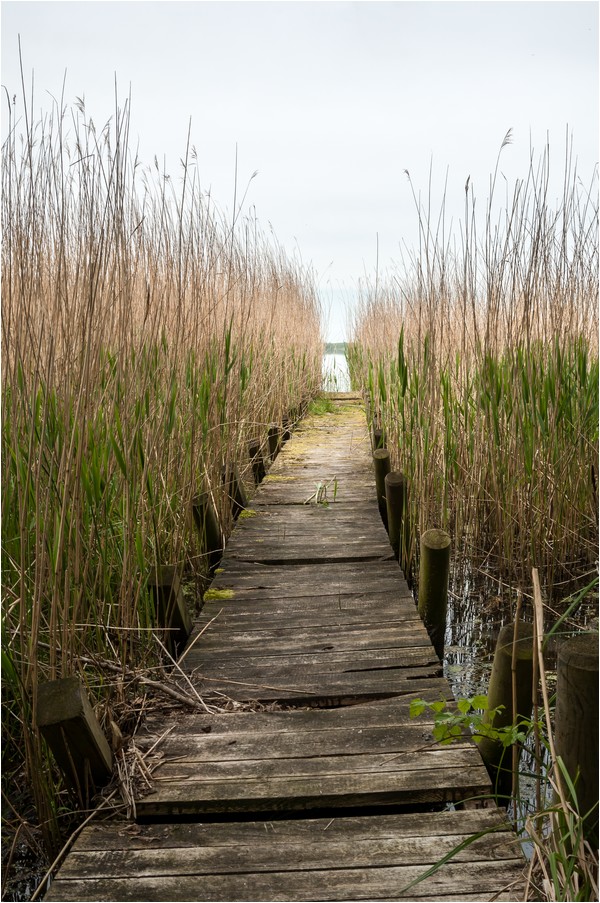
[349,135,598,600]
[1,89,322,856]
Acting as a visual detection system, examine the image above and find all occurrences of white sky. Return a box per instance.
[1,1,598,340]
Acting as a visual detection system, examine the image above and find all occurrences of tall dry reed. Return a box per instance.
[1,89,322,855]
[350,134,598,599]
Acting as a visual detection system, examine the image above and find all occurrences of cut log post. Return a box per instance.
[267,423,280,461]
[192,492,223,571]
[36,676,112,803]
[373,449,391,528]
[478,619,534,799]
[555,632,599,842]
[417,529,451,660]
[249,439,266,485]
[384,471,408,563]
[372,426,386,451]
[223,464,248,519]
[148,565,193,655]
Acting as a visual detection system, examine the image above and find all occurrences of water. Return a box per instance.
[322,353,351,392]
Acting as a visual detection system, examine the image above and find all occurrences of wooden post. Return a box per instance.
[268,423,280,461]
[373,449,391,528]
[478,619,534,797]
[372,426,385,451]
[384,471,408,563]
[192,492,223,571]
[418,529,451,660]
[148,565,193,655]
[36,677,112,803]
[249,439,266,485]
[223,464,248,519]
[555,632,599,841]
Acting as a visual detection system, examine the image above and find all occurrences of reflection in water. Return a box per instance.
[322,354,351,392]
[441,557,556,840]
[443,557,508,701]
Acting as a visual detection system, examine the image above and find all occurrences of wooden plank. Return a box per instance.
[45,879,523,902]
[45,809,525,902]
[148,748,487,785]
[69,808,519,848]
[140,696,453,738]
[193,624,434,652]
[136,766,492,815]
[230,504,385,522]
[136,723,449,761]
[207,560,411,600]
[147,745,483,779]
[194,608,420,630]
[201,590,413,614]
[189,649,439,672]
[193,676,446,706]
[46,865,525,902]
[58,832,521,877]
[226,545,393,564]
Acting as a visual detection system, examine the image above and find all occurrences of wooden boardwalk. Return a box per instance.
[45,395,526,901]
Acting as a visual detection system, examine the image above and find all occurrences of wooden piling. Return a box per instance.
[555,632,599,840]
[148,565,193,655]
[268,423,280,461]
[372,426,385,451]
[36,677,112,802]
[249,439,266,485]
[192,492,223,571]
[478,619,534,797]
[417,529,451,660]
[373,449,391,528]
[223,464,248,519]
[384,471,408,564]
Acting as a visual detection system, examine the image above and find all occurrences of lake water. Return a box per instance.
[322,353,351,392]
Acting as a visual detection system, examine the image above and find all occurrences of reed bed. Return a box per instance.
[1,93,322,861]
[350,137,599,900]
[349,136,598,602]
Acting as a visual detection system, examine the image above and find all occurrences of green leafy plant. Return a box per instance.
[409,694,531,748]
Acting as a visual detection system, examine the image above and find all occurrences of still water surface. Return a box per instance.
[322,353,351,392]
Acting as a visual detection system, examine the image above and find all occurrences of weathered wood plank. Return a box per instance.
[188,649,439,673]
[146,747,483,782]
[137,723,451,760]
[232,508,386,530]
[68,808,519,849]
[45,881,522,903]
[194,608,420,630]
[139,696,451,738]
[46,866,525,902]
[193,676,446,706]
[201,590,414,614]
[192,624,435,654]
[136,766,492,815]
[59,832,521,878]
[207,569,410,600]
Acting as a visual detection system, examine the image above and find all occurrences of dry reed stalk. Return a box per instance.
[2,84,323,860]
[349,136,598,601]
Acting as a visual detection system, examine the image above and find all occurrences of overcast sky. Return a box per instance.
[2,1,598,339]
